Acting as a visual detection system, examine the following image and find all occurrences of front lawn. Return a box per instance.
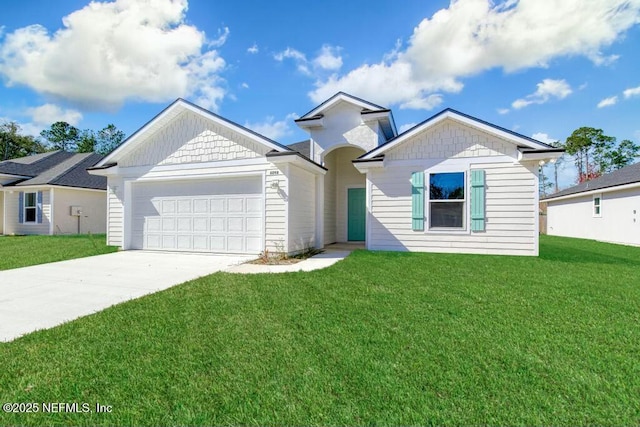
[0,235,639,425]
[0,234,117,270]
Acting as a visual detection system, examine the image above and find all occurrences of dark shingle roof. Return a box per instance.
[544,161,640,200]
[287,140,311,158]
[0,151,106,190]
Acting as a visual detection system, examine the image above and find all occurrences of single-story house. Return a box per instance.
[0,151,107,235]
[88,92,561,256]
[544,161,640,246]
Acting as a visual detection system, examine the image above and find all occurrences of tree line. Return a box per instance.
[0,121,125,161]
[540,126,639,196]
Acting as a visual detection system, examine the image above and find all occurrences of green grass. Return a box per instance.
[1,235,639,426]
[0,234,117,270]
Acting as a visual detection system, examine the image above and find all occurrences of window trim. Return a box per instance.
[23,191,37,224]
[593,193,602,218]
[427,171,467,231]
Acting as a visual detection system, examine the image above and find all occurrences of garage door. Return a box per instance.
[131,177,263,253]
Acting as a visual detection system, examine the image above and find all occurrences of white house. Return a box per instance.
[544,162,640,246]
[0,151,107,235]
[89,92,560,256]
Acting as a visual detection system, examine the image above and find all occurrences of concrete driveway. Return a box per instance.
[0,251,252,342]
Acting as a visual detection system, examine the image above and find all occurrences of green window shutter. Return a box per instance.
[36,191,43,224]
[411,171,424,231]
[470,169,486,232]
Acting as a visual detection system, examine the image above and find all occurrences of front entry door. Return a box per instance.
[347,188,366,241]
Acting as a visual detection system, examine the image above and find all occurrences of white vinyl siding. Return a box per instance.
[52,188,107,234]
[265,166,288,253]
[368,162,537,256]
[287,164,316,253]
[106,177,124,247]
[4,189,51,235]
[547,187,640,246]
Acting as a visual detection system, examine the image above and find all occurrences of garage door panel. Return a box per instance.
[210,199,225,213]
[228,198,244,213]
[162,218,176,232]
[193,217,208,232]
[193,199,208,213]
[162,235,176,249]
[177,235,191,249]
[210,217,225,232]
[132,178,263,254]
[162,200,176,214]
[177,200,191,213]
[177,217,192,232]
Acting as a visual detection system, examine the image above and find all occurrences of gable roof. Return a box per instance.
[295,92,397,140]
[0,151,106,190]
[287,140,311,158]
[543,161,640,201]
[94,98,293,168]
[359,108,555,160]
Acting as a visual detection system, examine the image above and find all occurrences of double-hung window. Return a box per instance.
[24,192,37,223]
[429,172,465,229]
[593,194,602,217]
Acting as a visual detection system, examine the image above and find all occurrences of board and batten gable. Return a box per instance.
[547,187,640,246]
[366,118,539,256]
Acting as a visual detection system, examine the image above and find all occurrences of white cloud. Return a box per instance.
[26,103,83,126]
[532,132,557,144]
[241,82,249,89]
[512,79,572,109]
[398,122,417,133]
[247,43,259,54]
[312,45,342,71]
[244,113,298,141]
[623,85,640,98]
[0,0,228,111]
[497,108,510,115]
[274,47,311,75]
[597,96,618,108]
[310,0,640,109]
[276,44,343,76]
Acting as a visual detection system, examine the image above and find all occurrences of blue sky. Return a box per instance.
[1,0,639,189]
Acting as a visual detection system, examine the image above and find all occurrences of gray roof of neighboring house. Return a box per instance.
[543,161,640,200]
[0,151,106,190]
[287,140,311,158]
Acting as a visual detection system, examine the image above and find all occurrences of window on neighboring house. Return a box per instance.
[24,192,37,223]
[429,172,465,228]
[593,194,602,217]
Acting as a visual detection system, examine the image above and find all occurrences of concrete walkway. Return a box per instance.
[0,251,252,342]
[227,248,353,274]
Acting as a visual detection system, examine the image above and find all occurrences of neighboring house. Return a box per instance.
[88,92,560,256]
[544,162,640,246]
[0,151,107,235]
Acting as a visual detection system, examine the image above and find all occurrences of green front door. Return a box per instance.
[347,188,366,241]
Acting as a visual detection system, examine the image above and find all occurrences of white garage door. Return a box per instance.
[131,177,263,253]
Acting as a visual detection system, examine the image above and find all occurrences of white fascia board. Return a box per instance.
[544,181,640,203]
[87,165,119,177]
[295,117,324,129]
[361,111,391,123]
[95,99,290,168]
[352,159,384,173]
[268,154,326,175]
[518,150,564,163]
[362,111,550,159]
[300,93,386,119]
